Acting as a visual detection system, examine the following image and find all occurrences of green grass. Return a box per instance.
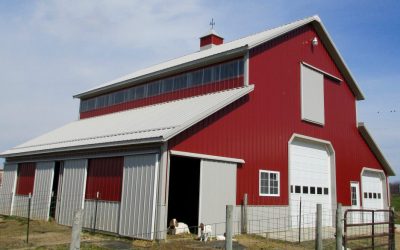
[391,194,400,224]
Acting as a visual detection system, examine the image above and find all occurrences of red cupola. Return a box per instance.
[200,29,224,50]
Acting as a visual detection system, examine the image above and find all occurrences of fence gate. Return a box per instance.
[343,209,395,250]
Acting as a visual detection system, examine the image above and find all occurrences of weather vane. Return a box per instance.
[210,18,215,29]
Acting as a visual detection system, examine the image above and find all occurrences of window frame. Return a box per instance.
[259,170,280,197]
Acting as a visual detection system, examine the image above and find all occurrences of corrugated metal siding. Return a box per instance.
[57,159,87,226]
[16,163,36,195]
[3,87,251,157]
[85,157,123,201]
[31,162,54,220]
[12,195,30,217]
[169,25,386,207]
[83,200,120,233]
[0,163,17,215]
[199,160,237,235]
[119,154,158,240]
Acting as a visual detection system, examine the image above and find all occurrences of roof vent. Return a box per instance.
[200,19,223,50]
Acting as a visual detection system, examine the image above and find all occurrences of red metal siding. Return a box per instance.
[80,77,243,119]
[16,163,36,195]
[200,34,224,47]
[169,24,386,207]
[85,157,124,201]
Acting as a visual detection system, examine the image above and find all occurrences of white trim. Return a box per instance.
[259,170,280,197]
[6,149,160,164]
[301,62,342,82]
[197,159,204,231]
[244,51,249,86]
[45,162,55,221]
[169,150,245,164]
[350,181,360,208]
[150,153,159,240]
[10,164,18,216]
[81,160,88,209]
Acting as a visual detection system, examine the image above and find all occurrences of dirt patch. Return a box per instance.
[1,215,399,250]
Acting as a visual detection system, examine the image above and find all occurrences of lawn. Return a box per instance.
[392,194,400,224]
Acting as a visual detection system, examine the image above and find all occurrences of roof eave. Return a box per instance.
[1,137,164,159]
[74,46,248,99]
[358,122,395,176]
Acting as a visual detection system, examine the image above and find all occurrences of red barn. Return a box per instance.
[0,16,394,239]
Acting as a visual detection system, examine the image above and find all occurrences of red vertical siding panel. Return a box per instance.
[169,25,386,207]
[16,163,36,195]
[85,157,124,201]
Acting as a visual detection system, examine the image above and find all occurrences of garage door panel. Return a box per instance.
[290,139,332,228]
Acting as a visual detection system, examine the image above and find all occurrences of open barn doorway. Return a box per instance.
[167,156,200,233]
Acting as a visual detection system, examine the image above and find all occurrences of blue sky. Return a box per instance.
[0,1,399,181]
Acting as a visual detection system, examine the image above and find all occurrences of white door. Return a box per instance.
[198,160,237,236]
[119,154,159,240]
[361,171,385,222]
[289,139,332,227]
[349,182,361,223]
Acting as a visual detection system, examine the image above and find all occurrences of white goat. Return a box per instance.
[199,223,212,242]
[168,218,190,235]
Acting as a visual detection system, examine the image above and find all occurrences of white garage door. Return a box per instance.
[362,171,384,210]
[289,139,332,227]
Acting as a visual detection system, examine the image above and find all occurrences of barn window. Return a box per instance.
[303,186,309,194]
[259,170,280,196]
[351,186,358,206]
[295,186,301,194]
[85,157,124,201]
[16,163,36,195]
[310,187,316,194]
[317,187,322,195]
[301,64,325,125]
[378,193,381,199]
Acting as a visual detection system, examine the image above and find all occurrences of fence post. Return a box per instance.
[70,209,84,250]
[335,203,343,250]
[241,193,248,234]
[93,191,99,233]
[226,205,233,250]
[315,203,322,250]
[26,193,32,244]
[298,197,302,243]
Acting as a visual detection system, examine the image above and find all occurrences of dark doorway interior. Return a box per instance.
[167,156,200,233]
[49,161,61,218]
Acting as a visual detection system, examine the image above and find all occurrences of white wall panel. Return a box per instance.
[0,163,17,215]
[119,154,158,240]
[83,200,120,233]
[31,162,54,220]
[199,160,237,235]
[57,159,87,226]
[301,65,325,125]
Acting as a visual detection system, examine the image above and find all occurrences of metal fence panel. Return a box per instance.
[0,163,17,215]
[12,195,30,217]
[119,154,158,240]
[57,159,87,226]
[31,161,54,220]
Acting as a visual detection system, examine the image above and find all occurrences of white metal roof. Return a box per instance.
[358,122,395,176]
[1,86,254,157]
[75,15,364,100]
